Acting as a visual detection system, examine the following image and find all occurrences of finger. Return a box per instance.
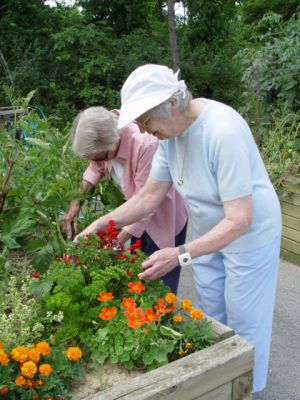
[141,258,155,270]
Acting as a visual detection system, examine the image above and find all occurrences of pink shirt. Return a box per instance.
[83,122,188,249]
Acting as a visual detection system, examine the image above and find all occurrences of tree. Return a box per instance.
[167,0,180,71]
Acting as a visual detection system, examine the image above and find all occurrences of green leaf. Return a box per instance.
[160,326,183,340]
[110,354,119,364]
[142,352,154,366]
[31,244,54,272]
[25,137,51,149]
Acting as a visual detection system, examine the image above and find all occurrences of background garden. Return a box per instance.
[0,0,299,398]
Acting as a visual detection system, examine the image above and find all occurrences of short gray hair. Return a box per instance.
[71,106,119,160]
[146,89,193,119]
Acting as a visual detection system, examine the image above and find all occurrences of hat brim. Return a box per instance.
[117,93,171,129]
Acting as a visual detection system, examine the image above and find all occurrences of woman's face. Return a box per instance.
[135,113,178,140]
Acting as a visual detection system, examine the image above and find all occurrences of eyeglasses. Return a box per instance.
[134,116,150,131]
[92,150,109,162]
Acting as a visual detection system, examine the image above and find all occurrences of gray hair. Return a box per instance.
[71,106,119,160]
[146,89,193,119]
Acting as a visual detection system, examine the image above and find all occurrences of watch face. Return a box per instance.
[183,256,189,263]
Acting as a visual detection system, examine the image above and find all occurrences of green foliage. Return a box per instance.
[237,11,300,118]
[260,112,300,189]
[32,226,215,371]
[0,342,83,399]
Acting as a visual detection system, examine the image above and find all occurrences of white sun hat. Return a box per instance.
[118,64,187,129]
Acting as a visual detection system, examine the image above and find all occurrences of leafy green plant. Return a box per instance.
[260,112,300,189]
[31,221,216,372]
[0,340,83,399]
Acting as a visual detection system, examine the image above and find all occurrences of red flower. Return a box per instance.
[124,269,133,277]
[99,307,117,320]
[97,292,114,302]
[63,252,71,265]
[121,297,136,309]
[144,308,158,323]
[154,303,172,316]
[128,281,145,294]
[31,272,41,279]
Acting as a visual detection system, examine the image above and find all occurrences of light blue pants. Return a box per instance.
[192,236,281,393]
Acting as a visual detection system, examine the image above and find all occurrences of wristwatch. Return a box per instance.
[178,245,192,267]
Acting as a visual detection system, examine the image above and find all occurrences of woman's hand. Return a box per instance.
[138,247,179,281]
[61,201,81,240]
[117,229,132,244]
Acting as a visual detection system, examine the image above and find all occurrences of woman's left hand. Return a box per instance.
[138,247,179,281]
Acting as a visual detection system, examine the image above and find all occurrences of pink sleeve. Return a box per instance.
[82,161,105,186]
[123,141,159,238]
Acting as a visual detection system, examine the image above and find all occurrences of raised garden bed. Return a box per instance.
[82,317,254,400]
[280,177,300,266]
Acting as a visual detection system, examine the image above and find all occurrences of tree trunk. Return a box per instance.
[167,0,180,72]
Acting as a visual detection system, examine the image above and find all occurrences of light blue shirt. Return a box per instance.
[150,99,282,252]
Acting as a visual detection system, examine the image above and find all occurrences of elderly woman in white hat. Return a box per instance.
[75,65,282,393]
[63,106,188,293]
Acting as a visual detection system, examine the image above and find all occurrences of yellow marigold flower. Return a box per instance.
[66,347,82,361]
[181,299,192,311]
[39,363,52,377]
[36,342,51,356]
[0,386,9,395]
[12,346,29,363]
[172,314,183,323]
[185,342,193,349]
[28,348,40,364]
[190,308,204,321]
[36,379,44,387]
[15,376,27,387]
[0,349,10,366]
[21,361,38,379]
[165,292,177,304]
[178,350,187,357]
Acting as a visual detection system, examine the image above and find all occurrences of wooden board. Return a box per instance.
[280,248,300,266]
[280,193,300,207]
[84,335,254,400]
[282,225,300,244]
[281,237,300,256]
[283,178,300,195]
[280,201,300,219]
[282,213,300,231]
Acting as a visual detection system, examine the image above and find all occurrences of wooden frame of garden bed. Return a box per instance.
[83,317,254,400]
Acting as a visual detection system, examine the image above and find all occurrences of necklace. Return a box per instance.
[175,129,189,186]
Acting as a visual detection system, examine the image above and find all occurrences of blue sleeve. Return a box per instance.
[150,141,173,182]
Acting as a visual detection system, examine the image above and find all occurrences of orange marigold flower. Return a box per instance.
[21,361,38,379]
[185,342,193,349]
[45,397,55,400]
[0,349,10,366]
[144,308,158,323]
[127,281,145,294]
[66,347,82,361]
[121,297,136,309]
[36,342,51,356]
[25,379,35,389]
[15,376,27,387]
[178,350,187,357]
[97,291,114,302]
[127,319,143,329]
[39,363,52,377]
[12,346,29,363]
[165,292,177,304]
[0,386,9,395]
[28,348,40,364]
[99,306,117,320]
[181,299,193,311]
[172,314,183,323]
[32,393,39,400]
[190,308,204,320]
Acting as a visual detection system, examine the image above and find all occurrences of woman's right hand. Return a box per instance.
[61,200,81,240]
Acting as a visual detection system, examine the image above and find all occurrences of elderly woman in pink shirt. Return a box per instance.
[62,106,188,293]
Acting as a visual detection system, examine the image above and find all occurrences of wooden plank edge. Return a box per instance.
[84,335,254,400]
